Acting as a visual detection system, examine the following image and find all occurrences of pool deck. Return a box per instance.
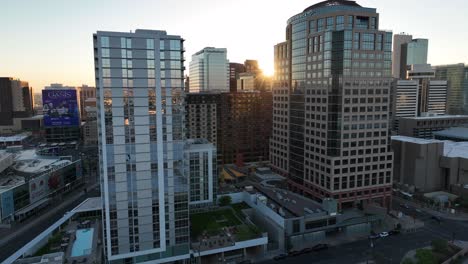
[65,220,101,264]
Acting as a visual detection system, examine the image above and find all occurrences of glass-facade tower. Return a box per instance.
[94,29,189,263]
[272,0,394,209]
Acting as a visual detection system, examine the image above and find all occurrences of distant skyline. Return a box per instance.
[1,0,468,92]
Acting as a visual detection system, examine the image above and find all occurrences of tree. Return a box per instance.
[402,259,414,264]
[219,196,232,206]
[432,239,449,254]
[415,249,437,264]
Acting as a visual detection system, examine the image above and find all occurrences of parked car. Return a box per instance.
[273,254,288,261]
[389,230,400,235]
[431,216,442,222]
[312,244,329,251]
[400,203,410,209]
[368,234,380,239]
[379,232,389,238]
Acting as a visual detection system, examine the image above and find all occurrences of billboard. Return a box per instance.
[42,89,80,127]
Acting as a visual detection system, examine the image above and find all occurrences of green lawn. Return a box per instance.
[232,202,251,219]
[191,209,242,238]
[235,224,261,241]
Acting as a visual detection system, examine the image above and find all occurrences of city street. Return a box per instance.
[262,199,468,264]
[0,183,99,262]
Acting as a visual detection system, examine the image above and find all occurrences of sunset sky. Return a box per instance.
[1,0,467,93]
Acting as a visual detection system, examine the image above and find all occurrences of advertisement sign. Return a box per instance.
[29,174,50,204]
[42,89,80,127]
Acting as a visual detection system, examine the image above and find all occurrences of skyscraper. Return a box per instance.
[434,63,468,115]
[189,47,229,93]
[392,34,412,79]
[405,39,428,66]
[391,64,448,130]
[270,0,394,209]
[94,29,190,263]
[392,34,429,79]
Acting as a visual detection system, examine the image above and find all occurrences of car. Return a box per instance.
[273,254,288,261]
[379,232,389,238]
[389,230,400,235]
[288,250,301,257]
[431,216,442,222]
[400,203,410,209]
[415,208,422,213]
[368,234,380,239]
[312,244,329,251]
[238,260,252,264]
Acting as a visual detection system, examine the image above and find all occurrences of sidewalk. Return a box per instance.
[0,183,97,248]
[393,196,468,221]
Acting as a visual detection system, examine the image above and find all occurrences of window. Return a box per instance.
[101,36,109,47]
[147,39,154,49]
[326,17,334,30]
[309,20,316,33]
[170,40,181,50]
[336,16,344,30]
[317,18,325,32]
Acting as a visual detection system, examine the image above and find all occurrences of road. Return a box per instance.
[262,199,468,264]
[0,184,99,262]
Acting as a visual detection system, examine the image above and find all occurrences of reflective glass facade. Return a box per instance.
[434,63,468,115]
[272,1,394,208]
[94,29,189,263]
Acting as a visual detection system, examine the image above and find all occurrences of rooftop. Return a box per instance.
[392,136,468,159]
[253,183,325,218]
[304,0,361,12]
[0,132,31,143]
[401,115,468,120]
[444,141,468,159]
[12,149,72,174]
[434,127,468,141]
[0,175,25,190]
[392,136,440,145]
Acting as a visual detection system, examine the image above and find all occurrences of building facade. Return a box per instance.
[392,34,413,79]
[77,85,96,121]
[434,63,468,115]
[229,63,246,92]
[0,78,34,127]
[189,47,229,93]
[186,91,272,165]
[392,136,468,193]
[42,84,81,143]
[398,115,468,139]
[184,139,216,208]
[270,0,394,209]
[94,29,190,263]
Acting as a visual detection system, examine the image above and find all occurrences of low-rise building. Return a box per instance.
[0,148,82,223]
[398,115,468,139]
[433,127,468,142]
[392,136,468,193]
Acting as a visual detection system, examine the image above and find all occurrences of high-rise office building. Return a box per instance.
[189,47,229,93]
[94,29,191,263]
[229,63,246,92]
[0,77,33,126]
[407,64,447,115]
[391,64,448,130]
[434,63,468,115]
[392,34,412,79]
[392,34,429,79]
[186,91,272,165]
[405,39,428,66]
[270,0,394,209]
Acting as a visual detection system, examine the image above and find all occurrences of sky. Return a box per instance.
[1,0,468,93]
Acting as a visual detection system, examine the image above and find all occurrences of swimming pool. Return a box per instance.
[71,228,94,257]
